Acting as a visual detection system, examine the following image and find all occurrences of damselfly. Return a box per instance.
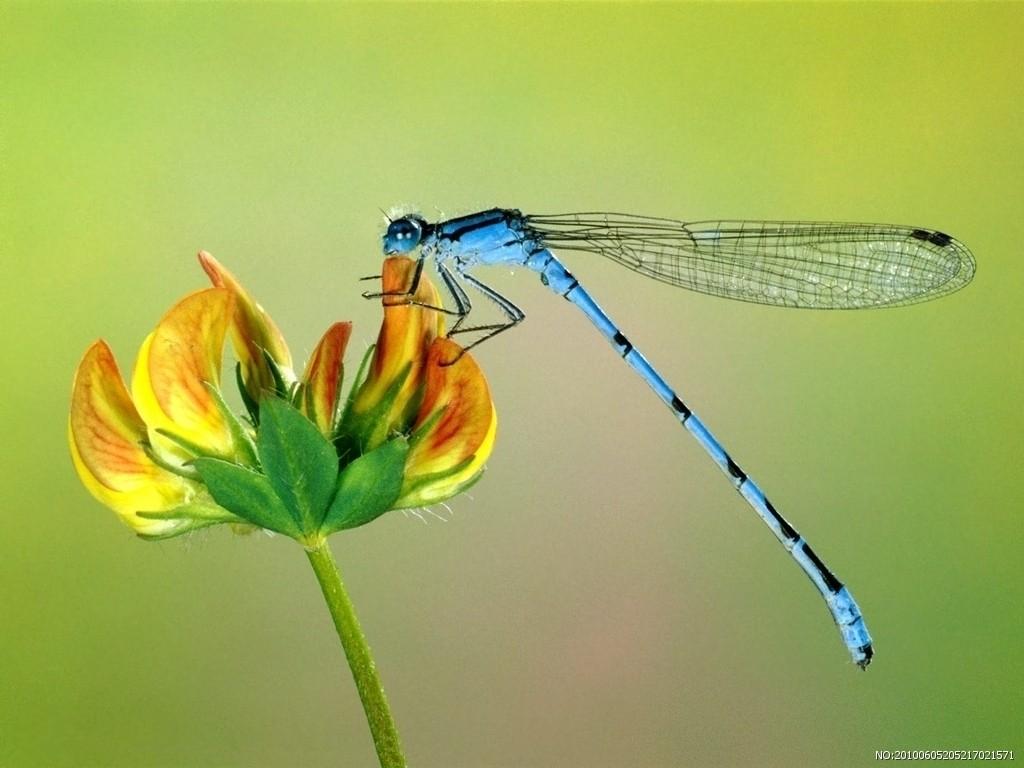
[373,208,976,669]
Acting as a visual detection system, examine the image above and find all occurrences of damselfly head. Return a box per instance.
[383,215,429,255]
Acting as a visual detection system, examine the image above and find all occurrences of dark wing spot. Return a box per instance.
[911,229,954,248]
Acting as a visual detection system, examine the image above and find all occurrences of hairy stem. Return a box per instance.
[306,540,406,768]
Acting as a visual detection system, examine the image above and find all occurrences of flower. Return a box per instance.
[340,257,497,509]
[299,321,353,438]
[340,256,445,451]
[395,337,496,508]
[69,253,496,544]
[68,339,202,537]
[198,251,294,401]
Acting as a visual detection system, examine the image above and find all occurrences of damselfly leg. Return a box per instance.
[446,272,526,357]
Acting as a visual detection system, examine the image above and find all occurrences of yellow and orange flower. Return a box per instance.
[69,338,201,537]
[69,253,496,542]
[341,258,497,509]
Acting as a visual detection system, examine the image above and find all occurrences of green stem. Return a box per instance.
[305,539,406,768]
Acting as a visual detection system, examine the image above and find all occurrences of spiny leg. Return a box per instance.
[361,254,427,300]
[361,255,467,321]
[361,256,525,363]
[444,271,526,359]
[434,262,474,334]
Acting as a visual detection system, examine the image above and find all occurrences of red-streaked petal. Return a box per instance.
[199,251,294,397]
[395,337,497,507]
[69,341,192,534]
[131,287,235,457]
[300,321,353,436]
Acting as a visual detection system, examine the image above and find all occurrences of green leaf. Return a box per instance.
[257,397,340,534]
[193,457,300,537]
[321,437,409,534]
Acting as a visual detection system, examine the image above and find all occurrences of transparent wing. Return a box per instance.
[523,212,976,309]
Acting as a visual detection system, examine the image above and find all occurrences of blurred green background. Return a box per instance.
[3,3,1021,767]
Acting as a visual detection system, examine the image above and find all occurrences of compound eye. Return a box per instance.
[384,217,424,253]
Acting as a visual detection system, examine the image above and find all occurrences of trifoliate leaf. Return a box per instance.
[193,457,300,537]
[257,397,339,533]
[321,437,409,534]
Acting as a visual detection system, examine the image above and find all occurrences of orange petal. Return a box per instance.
[131,287,235,458]
[69,341,193,535]
[199,251,293,398]
[351,257,445,435]
[300,321,353,436]
[395,337,497,507]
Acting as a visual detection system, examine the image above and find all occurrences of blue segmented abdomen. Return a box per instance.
[526,247,874,668]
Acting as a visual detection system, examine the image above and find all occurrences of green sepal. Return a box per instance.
[335,361,413,462]
[140,440,199,481]
[193,457,301,537]
[335,343,375,432]
[333,344,379,461]
[134,500,241,540]
[392,454,476,508]
[261,348,289,398]
[407,404,447,449]
[292,380,306,409]
[400,464,488,510]
[236,362,260,425]
[151,390,256,468]
[257,397,340,533]
[154,427,223,461]
[203,382,258,467]
[134,519,201,541]
[321,437,409,534]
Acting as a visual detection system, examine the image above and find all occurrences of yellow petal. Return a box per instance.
[351,256,445,437]
[300,321,353,436]
[131,287,235,458]
[395,337,497,507]
[199,251,294,398]
[69,341,193,535]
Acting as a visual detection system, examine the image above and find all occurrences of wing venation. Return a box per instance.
[524,213,975,308]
